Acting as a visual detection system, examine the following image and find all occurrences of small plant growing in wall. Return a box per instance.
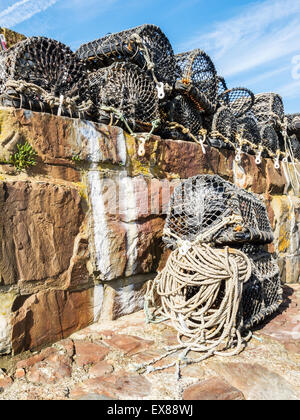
[9,141,37,171]
[71,153,82,164]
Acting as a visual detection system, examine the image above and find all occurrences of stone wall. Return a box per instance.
[0,107,299,355]
[0,28,26,49]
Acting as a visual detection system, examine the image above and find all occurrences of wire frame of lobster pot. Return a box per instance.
[218,87,255,119]
[286,113,300,137]
[175,49,218,112]
[237,113,261,153]
[163,174,274,249]
[159,92,204,141]
[76,24,177,89]
[252,93,284,130]
[94,62,160,132]
[237,243,282,330]
[0,37,88,118]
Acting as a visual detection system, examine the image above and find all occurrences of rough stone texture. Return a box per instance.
[104,334,154,355]
[73,341,109,367]
[0,28,26,49]
[0,284,298,400]
[0,180,83,286]
[182,376,245,400]
[0,107,298,356]
[215,362,299,400]
[11,289,97,354]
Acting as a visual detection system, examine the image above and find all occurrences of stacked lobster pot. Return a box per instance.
[0,37,93,119]
[166,47,257,150]
[154,174,282,335]
[285,113,300,161]
[75,24,177,133]
[251,93,285,158]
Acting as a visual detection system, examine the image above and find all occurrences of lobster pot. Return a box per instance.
[210,106,237,148]
[252,93,284,130]
[217,76,228,96]
[237,244,282,329]
[0,37,88,118]
[289,134,300,161]
[160,93,203,140]
[237,114,261,153]
[218,87,255,119]
[175,49,217,111]
[259,124,279,156]
[95,62,160,131]
[76,24,176,88]
[286,113,300,137]
[163,174,274,249]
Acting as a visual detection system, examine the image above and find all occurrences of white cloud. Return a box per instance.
[178,0,300,78]
[0,0,58,28]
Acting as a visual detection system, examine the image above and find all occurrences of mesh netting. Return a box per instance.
[237,114,261,152]
[236,243,282,329]
[286,113,300,137]
[289,134,300,161]
[217,76,228,96]
[0,36,88,118]
[158,93,204,140]
[218,87,255,118]
[76,24,176,88]
[94,62,160,131]
[175,49,217,108]
[163,174,274,248]
[252,93,284,130]
[259,124,279,155]
[161,175,281,330]
[210,106,237,146]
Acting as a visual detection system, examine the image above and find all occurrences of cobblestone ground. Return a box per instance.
[0,284,299,400]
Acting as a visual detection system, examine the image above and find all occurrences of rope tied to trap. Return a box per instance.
[4,79,94,116]
[140,240,252,378]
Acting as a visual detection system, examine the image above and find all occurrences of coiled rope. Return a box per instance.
[136,219,252,379]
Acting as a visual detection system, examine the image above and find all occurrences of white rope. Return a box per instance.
[141,239,252,378]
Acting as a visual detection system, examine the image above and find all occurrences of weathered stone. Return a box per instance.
[14,368,26,379]
[27,352,72,384]
[0,28,26,48]
[0,376,13,389]
[16,347,57,370]
[74,341,110,367]
[183,376,245,400]
[12,289,96,353]
[89,361,114,378]
[0,292,16,354]
[215,362,299,400]
[0,180,83,286]
[70,372,151,399]
[104,334,154,355]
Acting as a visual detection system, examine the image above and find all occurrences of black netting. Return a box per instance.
[163,174,274,249]
[289,134,300,161]
[259,124,279,155]
[0,36,88,118]
[237,114,261,152]
[286,113,300,137]
[252,93,284,130]
[76,24,176,88]
[95,62,160,131]
[175,49,217,108]
[217,76,228,95]
[218,87,255,118]
[237,244,282,329]
[210,106,237,146]
[158,93,204,140]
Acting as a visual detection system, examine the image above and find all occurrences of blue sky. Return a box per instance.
[0,0,299,113]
